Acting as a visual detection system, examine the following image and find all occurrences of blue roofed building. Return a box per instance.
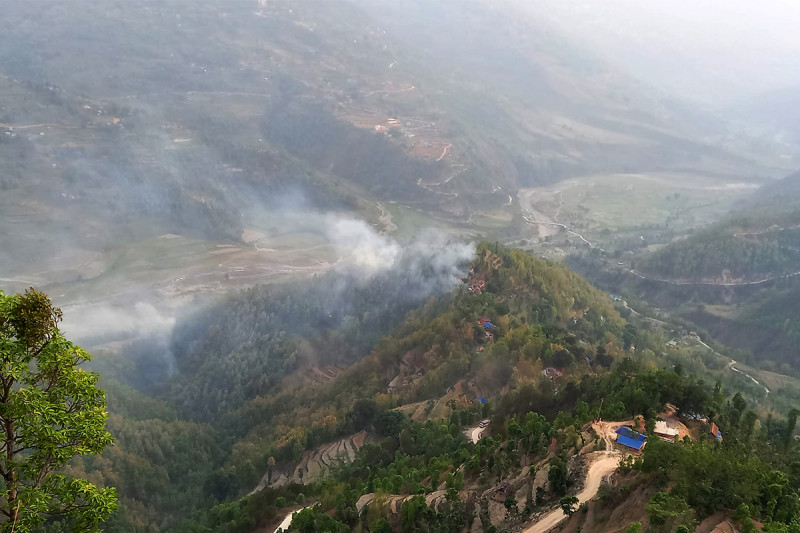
[615,427,647,453]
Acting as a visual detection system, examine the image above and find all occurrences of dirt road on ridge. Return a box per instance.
[521,453,621,533]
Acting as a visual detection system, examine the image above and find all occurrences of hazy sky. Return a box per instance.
[518,0,800,106]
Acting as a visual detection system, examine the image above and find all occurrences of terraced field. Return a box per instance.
[254,431,369,491]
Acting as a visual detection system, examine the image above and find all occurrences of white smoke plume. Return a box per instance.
[60,301,176,343]
[322,215,475,295]
[325,217,402,272]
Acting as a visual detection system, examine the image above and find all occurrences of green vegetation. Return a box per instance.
[0,289,116,532]
[1,1,799,532]
[48,241,629,530]
[162,354,800,532]
[6,243,800,533]
[642,225,798,281]
[560,495,579,516]
[635,391,800,531]
[594,169,800,376]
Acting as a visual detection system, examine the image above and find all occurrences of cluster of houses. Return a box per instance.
[614,418,723,454]
[465,266,487,295]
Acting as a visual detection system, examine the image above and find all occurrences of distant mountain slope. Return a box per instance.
[638,169,800,283]
[351,0,779,183]
[728,86,800,138]
[0,0,780,229]
[1,0,792,355]
[624,169,800,370]
[639,225,800,283]
[748,170,800,210]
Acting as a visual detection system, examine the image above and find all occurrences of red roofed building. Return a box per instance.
[709,422,723,442]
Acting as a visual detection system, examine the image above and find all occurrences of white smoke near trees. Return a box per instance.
[56,202,475,391]
[324,216,474,291]
[56,209,474,350]
[60,301,176,344]
[326,217,402,272]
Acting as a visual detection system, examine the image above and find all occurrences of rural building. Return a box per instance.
[468,280,486,294]
[477,317,493,328]
[709,422,723,442]
[654,420,680,442]
[543,367,563,379]
[615,427,647,453]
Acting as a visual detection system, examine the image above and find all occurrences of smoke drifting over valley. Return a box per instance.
[326,216,474,283]
[56,199,475,386]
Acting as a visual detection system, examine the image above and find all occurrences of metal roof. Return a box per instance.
[615,427,646,450]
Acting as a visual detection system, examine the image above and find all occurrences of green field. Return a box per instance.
[519,172,759,251]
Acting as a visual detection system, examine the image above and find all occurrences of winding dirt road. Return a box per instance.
[435,143,452,162]
[471,427,483,443]
[520,215,594,247]
[625,303,770,396]
[522,453,621,533]
[694,338,769,395]
[466,421,489,444]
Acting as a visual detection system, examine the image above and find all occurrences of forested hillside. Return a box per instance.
[57,242,628,531]
[572,168,800,375]
[154,323,800,533]
[750,170,800,210]
[641,226,800,282]
[4,1,800,532]
[639,170,800,283]
[19,241,799,533]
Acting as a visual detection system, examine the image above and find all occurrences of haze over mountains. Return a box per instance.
[2,0,796,331]
[523,0,800,105]
[3,2,800,532]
